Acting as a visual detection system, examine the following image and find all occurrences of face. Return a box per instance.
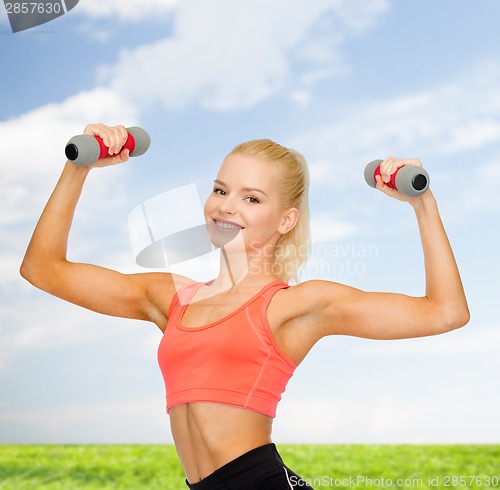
[204,153,297,253]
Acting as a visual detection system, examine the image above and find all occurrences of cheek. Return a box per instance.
[248,209,276,231]
[204,195,215,216]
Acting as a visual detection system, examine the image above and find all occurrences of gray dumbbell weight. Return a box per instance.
[364,159,429,197]
[65,126,151,166]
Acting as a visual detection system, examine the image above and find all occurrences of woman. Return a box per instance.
[20,123,470,489]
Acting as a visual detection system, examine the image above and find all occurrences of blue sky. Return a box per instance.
[1,0,499,444]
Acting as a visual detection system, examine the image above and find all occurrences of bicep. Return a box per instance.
[307,280,452,340]
[32,260,177,324]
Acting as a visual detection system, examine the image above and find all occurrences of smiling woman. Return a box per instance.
[202,141,310,288]
[20,123,469,489]
[210,141,311,285]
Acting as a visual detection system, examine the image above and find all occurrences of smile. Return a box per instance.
[213,219,243,231]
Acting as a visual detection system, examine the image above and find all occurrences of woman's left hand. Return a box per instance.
[375,155,427,205]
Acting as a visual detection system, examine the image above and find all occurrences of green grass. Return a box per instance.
[0,444,498,489]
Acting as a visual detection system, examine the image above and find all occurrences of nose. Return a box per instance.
[219,195,237,215]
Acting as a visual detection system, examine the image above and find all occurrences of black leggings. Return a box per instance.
[185,443,314,489]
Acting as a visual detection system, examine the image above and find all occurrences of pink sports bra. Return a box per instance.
[157,279,296,418]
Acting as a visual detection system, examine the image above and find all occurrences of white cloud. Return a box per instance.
[0,87,139,226]
[439,119,500,153]
[289,90,312,108]
[0,254,27,291]
[310,214,359,243]
[291,61,500,194]
[0,298,113,375]
[0,87,141,325]
[0,397,170,443]
[456,157,500,213]
[4,0,499,446]
[100,0,389,111]
[75,0,181,22]
[274,395,500,443]
[0,85,149,378]
[351,325,500,357]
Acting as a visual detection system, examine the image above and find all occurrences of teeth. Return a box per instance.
[215,220,240,230]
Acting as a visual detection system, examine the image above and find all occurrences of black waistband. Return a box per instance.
[185,443,284,489]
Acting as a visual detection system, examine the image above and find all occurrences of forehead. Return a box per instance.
[217,153,280,190]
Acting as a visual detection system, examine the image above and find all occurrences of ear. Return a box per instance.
[278,208,299,235]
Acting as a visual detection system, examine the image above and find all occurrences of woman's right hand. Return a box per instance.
[82,123,131,168]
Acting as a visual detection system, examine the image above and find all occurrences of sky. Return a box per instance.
[0,0,499,445]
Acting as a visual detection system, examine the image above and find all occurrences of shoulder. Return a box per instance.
[268,280,349,365]
[271,279,346,325]
[134,272,198,329]
[135,271,197,299]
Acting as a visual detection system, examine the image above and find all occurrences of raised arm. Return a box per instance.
[20,124,184,329]
[291,157,470,341]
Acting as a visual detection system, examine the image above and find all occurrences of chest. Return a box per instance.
[161,298,277,373]
[170,286,315,367]
[180,297,251,329]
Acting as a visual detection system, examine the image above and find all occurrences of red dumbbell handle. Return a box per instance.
[94,132,136,159]
[373,164,399,189]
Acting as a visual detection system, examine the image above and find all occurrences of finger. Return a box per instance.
[86,123,113,153]
[398,158,422,167]
[380,157,422,183]
[110,125,127,155]
[107,128,120,156]
[83,123,100,136]
[116,125,128,146]
[110,147,129,163]
[94,148,129,168]
[375,174,383,189]
[379,156,396,183]
[120,148,130,161]
[375,174,389,191]
[94,124,116,155]
[375,174,400,199]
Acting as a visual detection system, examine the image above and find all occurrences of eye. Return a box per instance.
[245,196,260,204]
[213,187,226,196]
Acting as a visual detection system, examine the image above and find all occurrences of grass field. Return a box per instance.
[0,444,498,489]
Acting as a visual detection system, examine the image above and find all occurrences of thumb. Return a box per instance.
[92,148,130,168]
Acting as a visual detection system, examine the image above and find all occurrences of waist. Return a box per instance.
[170,402,273,482]
[185,443,283,489]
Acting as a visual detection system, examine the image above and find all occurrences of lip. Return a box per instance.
[213,218,244,229]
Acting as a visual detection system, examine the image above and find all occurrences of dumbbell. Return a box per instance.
[364,159,429,197]
[65,126,151,166]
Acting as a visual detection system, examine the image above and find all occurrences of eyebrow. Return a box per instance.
[213,179,269,197]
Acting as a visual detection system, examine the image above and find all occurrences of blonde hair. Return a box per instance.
[229,139,311,285]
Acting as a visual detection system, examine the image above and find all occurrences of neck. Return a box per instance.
[213,245,279,291]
